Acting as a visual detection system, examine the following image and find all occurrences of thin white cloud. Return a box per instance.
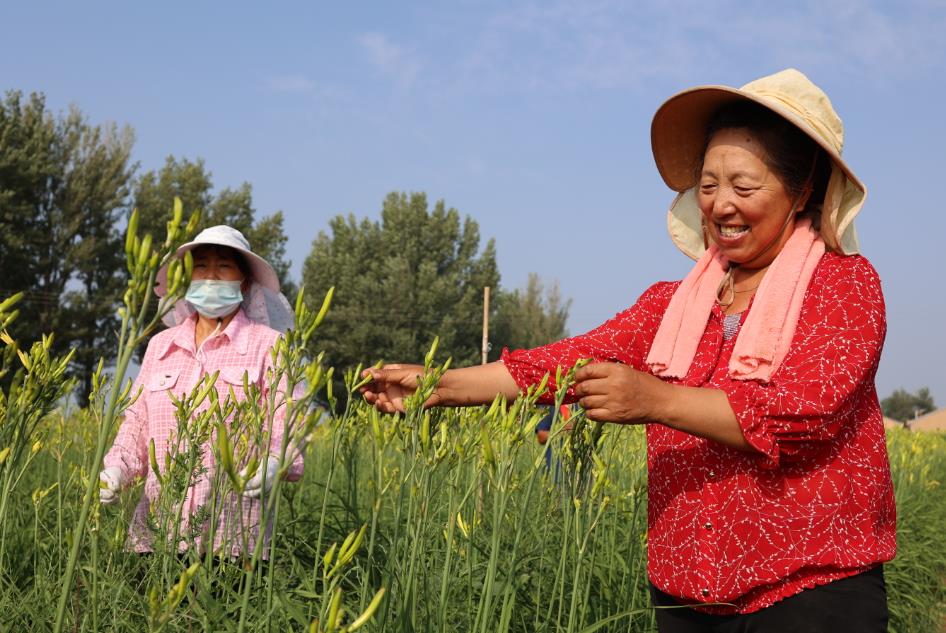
[357,32,423,89]
[266,74,319,95]
[697,0,946,79]
[262,74,352,114]
[454,0,709,93]
[451,0,946,94]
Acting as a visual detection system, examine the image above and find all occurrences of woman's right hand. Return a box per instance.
[360,364,436,414]
[99,466,124,505]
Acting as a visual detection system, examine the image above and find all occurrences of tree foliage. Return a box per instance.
[131,157,294,295]
[302,192,571,370]
[0,92,291,399]
[490,273,570,360]
[0,90,135,400]
[303,192,500,368]
[882,387,936,423]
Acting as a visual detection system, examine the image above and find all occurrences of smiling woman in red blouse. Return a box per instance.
[361,69,895,632]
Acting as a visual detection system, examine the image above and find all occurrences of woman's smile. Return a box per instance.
[717,224,750,239]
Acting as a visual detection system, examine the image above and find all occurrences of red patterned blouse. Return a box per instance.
[501,252,896,614]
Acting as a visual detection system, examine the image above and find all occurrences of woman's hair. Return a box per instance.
[700,101,832,226]
[191,244,252,279]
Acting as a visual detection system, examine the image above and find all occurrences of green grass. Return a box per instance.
[884,428,946,633]
[1,400,654,632]
[1,403,944,631]
[6,204,940,631]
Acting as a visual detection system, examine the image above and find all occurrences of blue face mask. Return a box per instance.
[185,280,244,319]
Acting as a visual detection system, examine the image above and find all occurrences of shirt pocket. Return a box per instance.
[217,365,262,403]
[146,370,180,393]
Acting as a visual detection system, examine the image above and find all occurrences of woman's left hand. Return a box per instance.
[242,456,280,499]
[573,362,668,424]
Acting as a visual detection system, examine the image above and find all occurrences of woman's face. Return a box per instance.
[698,128,803,268]
[191,246,246,284]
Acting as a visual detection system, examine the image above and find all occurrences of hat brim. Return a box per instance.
[651,85,865,195]
[154,240,281,298]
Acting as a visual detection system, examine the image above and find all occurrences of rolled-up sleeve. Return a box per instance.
[722,256,886,468]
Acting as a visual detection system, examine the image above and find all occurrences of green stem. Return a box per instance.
[550,500,574,628]
[0,470,14,564]
[437,482,457,633]
[54,260,167,632]
[358,420,387,612]
[33,503,39,580]
[265,391,302,633]
[240,375,292,633]
[474,466,511,633]
[53,332,136,632]
[91,516,99,633]
[307,417,342,619]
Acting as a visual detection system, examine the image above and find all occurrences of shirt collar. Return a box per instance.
[223,308,252,355]
[156,308,252,359]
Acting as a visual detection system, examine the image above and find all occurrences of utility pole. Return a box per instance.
[481,286,490,365]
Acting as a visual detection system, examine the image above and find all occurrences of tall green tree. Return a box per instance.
[131,157,293,294]
[490,273,570,360]
[207,183,295,299]
[60,121,136,401]
[882,387,936,423]
[132,156,212,240]
[1,91,71,337]
[0,91,135,400]
[303,192,501,369]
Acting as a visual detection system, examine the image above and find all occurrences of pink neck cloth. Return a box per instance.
[646,218,825,382]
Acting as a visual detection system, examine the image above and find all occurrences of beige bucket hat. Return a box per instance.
[651,68,866,260]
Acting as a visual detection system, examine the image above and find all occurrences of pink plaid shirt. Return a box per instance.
[104,309,304,557]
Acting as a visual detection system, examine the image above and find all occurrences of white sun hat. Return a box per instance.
[650,68,866,260]
[155,225,295,331]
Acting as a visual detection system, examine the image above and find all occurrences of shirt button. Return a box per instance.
[704,522,712,530]
[708,470,716,478]
[702,588,710,597]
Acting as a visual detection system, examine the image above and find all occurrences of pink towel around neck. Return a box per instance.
[645,247,727,379]
[646,219,825,383]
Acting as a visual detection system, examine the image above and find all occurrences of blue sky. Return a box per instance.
[3,1,945,404]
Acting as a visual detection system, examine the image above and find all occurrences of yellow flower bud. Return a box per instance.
[346,587,386,631]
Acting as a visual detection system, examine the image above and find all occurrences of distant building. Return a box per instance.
[883,416,905,430]
[910,408,946,433]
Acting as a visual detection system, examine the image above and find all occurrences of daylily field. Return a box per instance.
[0,208,943,632]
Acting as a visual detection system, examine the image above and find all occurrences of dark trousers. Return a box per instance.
[651,566,888,633]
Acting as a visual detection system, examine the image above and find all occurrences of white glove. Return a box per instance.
[241,456,280,499]
[99,466,124,505]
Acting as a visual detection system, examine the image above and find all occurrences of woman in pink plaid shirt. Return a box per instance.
[99,225,303,558]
